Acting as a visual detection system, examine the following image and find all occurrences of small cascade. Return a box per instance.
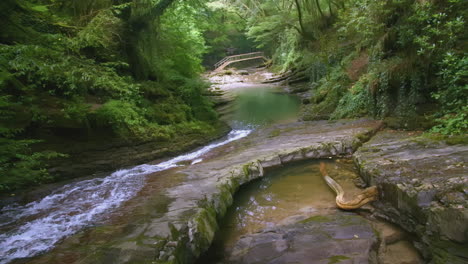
[0,129,251,264]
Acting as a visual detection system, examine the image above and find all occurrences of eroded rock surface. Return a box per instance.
[157,120,382,263]
[225,212,378,264]
[29,119,381,264]
[354,130,468,263]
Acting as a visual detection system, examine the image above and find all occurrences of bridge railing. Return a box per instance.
[214,52,265,69]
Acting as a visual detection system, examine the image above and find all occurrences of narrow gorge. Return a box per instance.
[0,0,466,263]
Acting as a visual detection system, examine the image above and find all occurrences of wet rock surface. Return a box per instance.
[354,130,468,263]
[155,119,382,263]
[198,158,423,264]
[2,122,231,207]
[28,119,382,264]
[224,212,378,264]
[371,221,423,264]
[26,121,466,264]
[205,68,276,108]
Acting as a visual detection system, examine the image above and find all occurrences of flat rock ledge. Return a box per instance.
[91,119,382,264]
[354,130,468,263]
[225,212,378,264]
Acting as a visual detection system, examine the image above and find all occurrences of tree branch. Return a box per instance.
[294,0,305,35]
[149,0,177,18]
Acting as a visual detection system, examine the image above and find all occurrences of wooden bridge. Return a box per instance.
[214,52,268,71]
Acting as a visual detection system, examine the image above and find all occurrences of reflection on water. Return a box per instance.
[199,159,360,263]
[223,86,300,129]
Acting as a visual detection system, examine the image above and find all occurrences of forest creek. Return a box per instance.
[0,1,467,264]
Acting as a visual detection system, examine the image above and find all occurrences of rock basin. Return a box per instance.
[198,159,422,264]
[22,121,467,264]
[26,119,382,263]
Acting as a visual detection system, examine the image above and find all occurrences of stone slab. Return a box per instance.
[353,130,468,263]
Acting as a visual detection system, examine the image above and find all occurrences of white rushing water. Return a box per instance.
[0,129,251,264]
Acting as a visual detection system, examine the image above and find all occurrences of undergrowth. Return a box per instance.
[0,0,220,192]
[263,0,467,135]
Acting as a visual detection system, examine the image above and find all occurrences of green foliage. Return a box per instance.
[202,1,254,65]
[0,137,65,192]
[0,0,223,192]
[56,0,114,18]
[303,66,349,120]
[176,77,218,121]
[282,0,467,134]
[0,95,65,192]
[433,52,468,112]
[72,8,125,58]
[228,0,343,72]
[130,1,208,80]
[398,1,466,58]
[246,12,297,49]
[430,51,467,135]
[272,28,302,72]
[156,4,207,78]
[62,101,91,124]
[1,44,140,99]
[397,0,467,134]
[95,100,149,139]
[431,108,468,135]
[142,98,190,125]
[331,75,371,119]
[337,0,388,48]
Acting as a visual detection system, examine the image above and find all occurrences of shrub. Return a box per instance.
[431,52,468,135]
[331,76,371,119]
[95,100,149,139]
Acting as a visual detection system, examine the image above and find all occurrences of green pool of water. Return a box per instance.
[223,86,300,128]
[198,159,360,263]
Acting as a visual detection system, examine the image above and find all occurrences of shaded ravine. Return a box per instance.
[0,71,300,263]
[0,129,251,264]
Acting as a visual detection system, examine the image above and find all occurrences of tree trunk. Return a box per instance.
[294,0,306,36]
[315,0,324,18]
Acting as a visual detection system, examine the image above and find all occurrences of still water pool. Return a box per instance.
[198,159,361,263]
[221,85,301,128]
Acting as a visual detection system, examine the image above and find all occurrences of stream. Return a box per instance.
[0,73,300,263]
[0,130,251,264]
[220,85,300,129]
